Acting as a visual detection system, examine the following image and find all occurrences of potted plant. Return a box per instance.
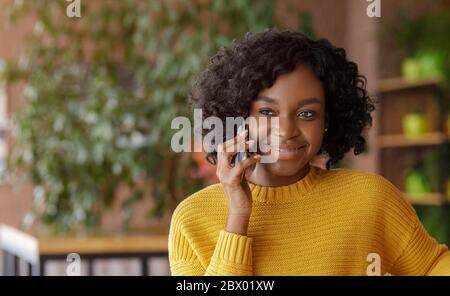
[402,57,422,82]
[401,49,446,82]
[404,161,432,201]
[393,9,450,82]
[402,111,428,139]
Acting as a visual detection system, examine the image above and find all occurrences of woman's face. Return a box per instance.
[248,64,326,177]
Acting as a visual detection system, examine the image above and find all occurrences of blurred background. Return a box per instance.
[0,0,449,276]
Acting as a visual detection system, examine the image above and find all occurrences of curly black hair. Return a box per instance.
[189,29,376,170]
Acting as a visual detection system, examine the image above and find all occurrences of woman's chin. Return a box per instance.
[264,160,306,177]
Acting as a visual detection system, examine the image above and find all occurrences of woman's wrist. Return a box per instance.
[223,189,253,217]
[226,214,250,236]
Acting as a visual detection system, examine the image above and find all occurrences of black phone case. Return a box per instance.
[234,123,249,165]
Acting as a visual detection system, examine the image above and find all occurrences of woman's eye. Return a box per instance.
[258,109,276,116]
[297,110,316,118]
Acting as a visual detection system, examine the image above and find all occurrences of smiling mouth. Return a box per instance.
[276,146,304,152]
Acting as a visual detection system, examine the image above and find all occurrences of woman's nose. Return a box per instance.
[272,115,300,140]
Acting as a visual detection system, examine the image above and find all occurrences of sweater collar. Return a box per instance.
[246,165,323,203]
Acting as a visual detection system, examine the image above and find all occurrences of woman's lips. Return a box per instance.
[270,145,306,160]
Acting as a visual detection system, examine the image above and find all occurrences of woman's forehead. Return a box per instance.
[256,65,325,105]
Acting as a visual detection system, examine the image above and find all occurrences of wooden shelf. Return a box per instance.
[378,132,449,148]
[378,76,441,93]
[403,192,448,206]
[377,76,449,210]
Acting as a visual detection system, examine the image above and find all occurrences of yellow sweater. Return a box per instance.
[168,165,450,275]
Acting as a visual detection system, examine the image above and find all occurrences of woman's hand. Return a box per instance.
[216,129,260,234]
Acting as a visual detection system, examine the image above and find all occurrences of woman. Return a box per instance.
[168,29,450,275]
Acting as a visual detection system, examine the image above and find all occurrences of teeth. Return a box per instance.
[277,147,303,152]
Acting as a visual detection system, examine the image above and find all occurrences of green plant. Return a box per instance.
[3,0,278,233]
[402,112,428,139]
[404,149,441,197]
[395,9,450,59]
[415,206,448,244]
[298,12,316,40]
[405,165,432,200]
[401,58,422,82]
[393,8,450,112]
[422,150,440,193]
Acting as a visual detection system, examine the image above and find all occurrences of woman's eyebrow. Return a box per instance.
[256,96,322,107]
[256,95,278,104]
[298,98,322,107]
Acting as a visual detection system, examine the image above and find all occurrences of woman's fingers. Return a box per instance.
[219,129,248,151]
[235,153,261,171]
[217,130,250,163]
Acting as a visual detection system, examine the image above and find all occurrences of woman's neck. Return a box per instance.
[245,162,311,187]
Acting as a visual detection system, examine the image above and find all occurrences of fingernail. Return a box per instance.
[246,140,255,145]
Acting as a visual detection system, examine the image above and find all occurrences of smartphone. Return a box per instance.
[234,122,253,166]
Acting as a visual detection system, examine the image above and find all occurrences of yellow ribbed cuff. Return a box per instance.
[212,230,253,266]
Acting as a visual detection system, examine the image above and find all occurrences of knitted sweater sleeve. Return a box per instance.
[392,216,450,275]
[379,176,450,276]
[168,205,253,276]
